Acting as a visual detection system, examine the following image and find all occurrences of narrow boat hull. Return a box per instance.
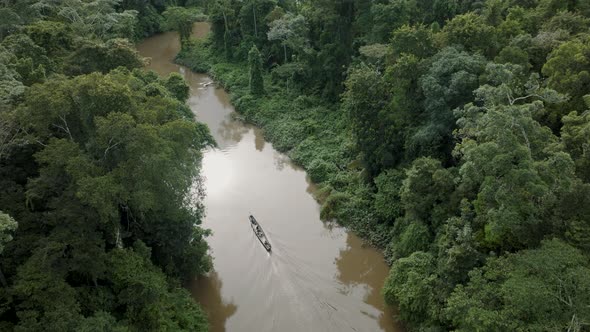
[249,215,271,252]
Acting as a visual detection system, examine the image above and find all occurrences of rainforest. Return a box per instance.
[1,0,590,331]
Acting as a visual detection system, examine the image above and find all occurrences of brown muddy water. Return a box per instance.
[136,22,403,332]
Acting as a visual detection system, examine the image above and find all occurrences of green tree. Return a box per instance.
[542,11,590,35]
[343,64,392,176]
[0,211,17,287]
[442,12,497,55]
[301,0,356,99]
[383,251,439,327]
[0,1,213,330]
[119,0,166,38]
[56,0,139,40]
[369,0,419,43]
[408,47,486,160]
[248,45,264,95]
[436,204,482,285]
[495,45,530,68]
[373,169,404,223]
[542,36,590,113]
[390,24,435,59]
[1,33,52,75]
[267,13,309,63]
[238,0,276,41]
[391,221,431,259]
[66,38,145,75]
[208,0,237,58]
[0,8,23,40]
[0,44,25,116]
[561,103,590,183]
[25,21,71,55]
[455,64,573,250]
[165,72,190,102]
[400,157,455,228]
[107,243,209,330]
[162,6,203,45]
[358,43,390,69]
[383,53,425,164]
[447,239,590,332]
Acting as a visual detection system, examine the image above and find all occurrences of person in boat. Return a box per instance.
[256,225,262,234]
[263,240,270,249]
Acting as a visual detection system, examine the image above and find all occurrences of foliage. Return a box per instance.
[176,39,211,73]
[373,169,404,223]
[54,0,139,40]
[542,36,590,113]
[561,106,590,182]
[1,68,212,330]
[267,13,309,63]
[179,0,590,331]
[409,47,486,161]
[66,38,145,75]
[0,0,212,330]
[447,239,590,332]
[119,0,169,39]
[383,251,438,326]
[442,12,497,55]
[390,24,435,59]
[248,45,264,95]
[0,8,23,40]
[343,64,392,176]
[0,211,17,255]
[162,6,205,45]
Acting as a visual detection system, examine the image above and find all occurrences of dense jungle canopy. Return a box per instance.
[1,0,590,331]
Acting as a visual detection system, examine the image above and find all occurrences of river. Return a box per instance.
[136,23,403,332]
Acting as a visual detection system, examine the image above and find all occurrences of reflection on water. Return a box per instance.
[335,234,402,329]
[213,88,233,108]
[254,128,265,151]
[217,118,250,147]
[273,151,298,171]
[137,23,403,332]
[191,270,238,332]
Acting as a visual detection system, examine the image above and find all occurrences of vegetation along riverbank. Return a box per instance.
[176,0,590,331]
[0,1,213,330]
[1,0,589,330]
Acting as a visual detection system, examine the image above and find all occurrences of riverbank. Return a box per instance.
[143,23,404,332]
[176,37,397,261]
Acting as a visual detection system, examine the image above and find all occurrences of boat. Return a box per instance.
[249,215,271,252]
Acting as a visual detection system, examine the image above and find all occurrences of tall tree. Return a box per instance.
[0,211,17,287]
[560,100,590,183]
[455,63,572,250]
[447,239,590,332]
[542,36,590,114]
[267,13,309,63]
[343,64,392,176]
[208,0,237,58]
[0,8,22,40]
[248,45,264,95]
[162,6,203,45]
[408,47,486,161]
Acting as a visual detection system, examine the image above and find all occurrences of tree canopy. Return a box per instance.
[0,1,212,330]
[4,0,590,330]
[182,0,590,331]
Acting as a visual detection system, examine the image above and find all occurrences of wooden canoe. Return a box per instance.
[249,215,271,252]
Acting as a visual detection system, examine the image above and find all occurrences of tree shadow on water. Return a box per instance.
[334,234,404,332]
[217,117,249,146]
[190,270,238,332]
